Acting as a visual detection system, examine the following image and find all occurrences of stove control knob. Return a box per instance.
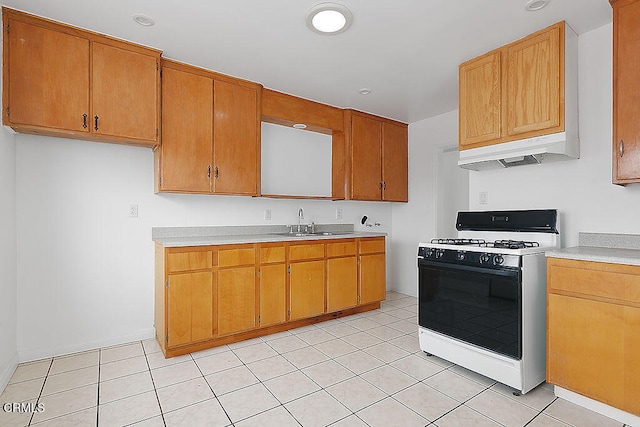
[435,249,445,259]
[493,255,504,266]
[426,248,435,258]
[456,251,466,261]
[479,253,491,264]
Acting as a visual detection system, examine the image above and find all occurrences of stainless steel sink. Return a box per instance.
[275,231,352,237]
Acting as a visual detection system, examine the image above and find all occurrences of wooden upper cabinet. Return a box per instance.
[382,122,408,202]
[459,50,501,147]
[611,0,640,184]
[459,21,568,150]
[156,59,261,195]
[351,114,383,201]
[91,43,159,142]
[506,24,561,137]
[347,110,408,202]
[158,64,213,193]
[2,7,161,147]
[5,18,89,132]
[213,80,260,195]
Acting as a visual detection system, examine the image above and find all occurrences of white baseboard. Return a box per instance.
[0,352,19,395]
[17,328,156,363]
[554,386,640,427]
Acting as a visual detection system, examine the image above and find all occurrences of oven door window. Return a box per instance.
[418,260,522,359]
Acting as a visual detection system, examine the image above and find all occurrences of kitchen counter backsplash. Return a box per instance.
[546,232,640,266]
[578,232,640,250]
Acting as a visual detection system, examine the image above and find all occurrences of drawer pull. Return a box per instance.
[94,115,99,131]
[82,113,88,129]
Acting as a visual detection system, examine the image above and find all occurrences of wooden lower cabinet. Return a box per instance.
[167,271,213,347]
[155,236,386,357]
[327,240,358,312]
[359,238,387,305]
[289,260,326,321]
[217,266,256,336]
[547,257,640,416]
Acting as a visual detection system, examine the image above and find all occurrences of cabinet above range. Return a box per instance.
[458,21,579,170]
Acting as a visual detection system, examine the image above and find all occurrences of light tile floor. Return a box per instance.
[0,292,627,427]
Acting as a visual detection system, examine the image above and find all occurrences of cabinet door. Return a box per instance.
[167,272,213,347]
[92,42,158,142]
[289,260,325,320]
[382,122,408,202]
[547,294,625,408]
[359,253,386,305]
[458,50,502,148]
[213,80,259,195]
[613,0,640,183]
[327,257,358,312]
[217,267,256,336]
[260,264,287,327]
[351,115,382,200]
[624,305,640,415]
[160,67,213,193]
[6,19,89,132]
[506,24,561,137]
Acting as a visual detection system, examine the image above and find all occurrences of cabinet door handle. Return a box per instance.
[82,114,88,129]
[215,166,219,179]
[383,181,387,190]
[379,182,383,190]
[94,115,99,131]
[207,165,211,178]
[619,139,624,158]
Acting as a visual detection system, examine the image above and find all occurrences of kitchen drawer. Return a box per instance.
[218,247,256,267]
[359,237,385,254]
[547,258,640,304]
[290,243,325,261]
[166,250,213,273]
[327,240,357,258]
[260,245,285,264]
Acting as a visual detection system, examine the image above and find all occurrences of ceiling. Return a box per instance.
[3,0,612,124]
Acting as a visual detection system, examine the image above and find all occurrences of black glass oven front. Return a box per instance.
[418,258,522,359]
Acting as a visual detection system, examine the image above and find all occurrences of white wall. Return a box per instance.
[0,126,18,392]
[15,135,392,361]
[390,110,458,297]
[468,23,640,244]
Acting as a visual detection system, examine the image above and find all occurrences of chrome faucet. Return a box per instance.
[297,208,304,232]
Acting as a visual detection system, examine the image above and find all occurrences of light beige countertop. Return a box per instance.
[152,224,386,247]
[545,232,640,266]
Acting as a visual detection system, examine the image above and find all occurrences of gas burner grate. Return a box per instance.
[430,238,486,245]
[488,240,540,249]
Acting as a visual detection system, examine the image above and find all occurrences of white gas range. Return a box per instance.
[417,209,559,395]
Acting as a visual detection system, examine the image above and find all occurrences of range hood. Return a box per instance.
[458,131,579,171]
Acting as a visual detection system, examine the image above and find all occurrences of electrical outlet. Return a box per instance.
[264,209,271,221]
[129,204,139,218]
[479,192,488,205]
[336,208,343,220]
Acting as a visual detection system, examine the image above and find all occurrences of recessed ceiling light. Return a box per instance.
[306,3,353,35]
[133,13,155,27]
[359,88,372,95]
[293,123,307,129]
[524,0,549,12]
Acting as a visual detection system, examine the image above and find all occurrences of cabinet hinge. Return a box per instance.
[257,315,261,324]
[160,68,162,78]
[257,269,261,278]
[5,107,9,117]
[156,128,159,138]
[288,266,291,274]
[5,24,9,35]
[159,176,162,187]
[287,309,291,317]
[357,295,360,303]
[165,279,169,288]
[165,334,168,343]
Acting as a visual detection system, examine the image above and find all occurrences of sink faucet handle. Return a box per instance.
[310,221,315,234]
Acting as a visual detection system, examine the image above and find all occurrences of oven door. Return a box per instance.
[418,258,522,359]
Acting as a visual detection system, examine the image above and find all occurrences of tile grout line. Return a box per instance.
[189,350,235,426]
[141,340,167,427]
[28,358,53,426]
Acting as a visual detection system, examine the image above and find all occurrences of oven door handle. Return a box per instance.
[418,259,520,278]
